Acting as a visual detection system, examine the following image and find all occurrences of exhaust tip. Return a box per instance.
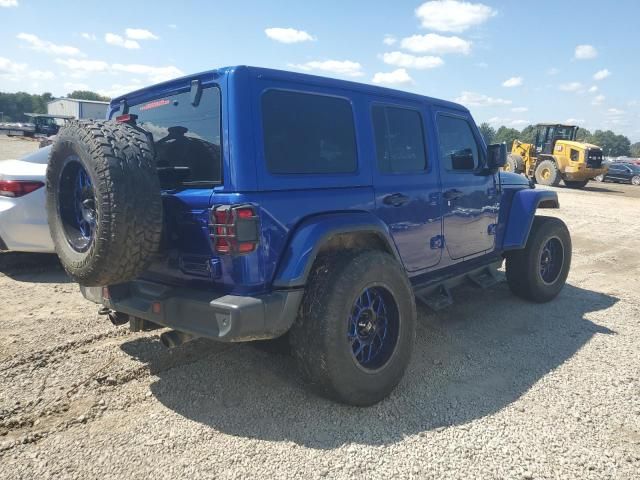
[108,311,129,326]
[159,330,194,349]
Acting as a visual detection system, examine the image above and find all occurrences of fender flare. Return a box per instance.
[272,211,402,288]
[501,188,559,250]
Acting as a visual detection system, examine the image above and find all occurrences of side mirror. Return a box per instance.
[487,143,507,170]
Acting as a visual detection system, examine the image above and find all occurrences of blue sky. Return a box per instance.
[1,0,638,140]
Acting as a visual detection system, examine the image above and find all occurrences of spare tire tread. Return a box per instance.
[47,120,163,286]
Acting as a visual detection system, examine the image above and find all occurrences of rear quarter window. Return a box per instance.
[261,90,357,174]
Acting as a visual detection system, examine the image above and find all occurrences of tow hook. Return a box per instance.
[97,307,129,326]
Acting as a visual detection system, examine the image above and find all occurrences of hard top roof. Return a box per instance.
[111,65,468,113]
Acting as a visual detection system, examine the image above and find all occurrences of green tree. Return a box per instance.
[630,142,640,158]
[66,90,110,102]
[478,122,496,144]
[587,130,631,157]
[575,127,592,142]
[518,125,537,144]
[493,126,521,150]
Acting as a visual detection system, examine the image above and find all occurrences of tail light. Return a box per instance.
[210,205,259,255]
[0,180,45,198]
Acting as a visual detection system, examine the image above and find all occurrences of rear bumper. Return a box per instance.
[563,165,607,181]
[80,280,304,342]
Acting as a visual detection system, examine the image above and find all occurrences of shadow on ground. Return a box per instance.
[0,252,70,283]
[120,282,616,449]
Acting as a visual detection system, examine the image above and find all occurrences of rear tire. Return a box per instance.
[632,175,640,186]
[290,251,416,406]
[534,159,561,186]
[47,120,163,286]
[564,179,589,189]
[594,174,605,182]
[506,216,572,303]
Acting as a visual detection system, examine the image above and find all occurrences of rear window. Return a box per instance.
[372,105,427,173]
[261,90,357,174]
[128,86,222,187]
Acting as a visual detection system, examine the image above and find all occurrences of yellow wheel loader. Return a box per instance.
[505,124,608,188]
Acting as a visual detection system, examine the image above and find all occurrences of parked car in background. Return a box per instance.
[0,146,55,253]
[595,163,640,185]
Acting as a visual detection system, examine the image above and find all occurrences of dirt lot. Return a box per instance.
[0,136,639,478]
[0,135,42,160]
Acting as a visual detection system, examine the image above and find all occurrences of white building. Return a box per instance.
[47,98,109,120]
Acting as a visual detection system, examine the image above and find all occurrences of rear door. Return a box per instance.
[372,102,442,272]
[435,112,499,260]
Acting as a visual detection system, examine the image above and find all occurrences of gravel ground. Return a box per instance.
[0,134,639,478]
[0,135,41,160]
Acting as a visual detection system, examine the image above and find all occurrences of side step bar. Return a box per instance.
[415,263,504,311]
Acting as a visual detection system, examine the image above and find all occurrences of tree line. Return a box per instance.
[0,91,110,123]
[479,122,637,158]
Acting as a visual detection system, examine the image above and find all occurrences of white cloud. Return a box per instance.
[502,76,523,88]
[29,70,55,80]
[105,33,140,49]
[400,33,471,55]
[0,0,18,7]
[0,57,26,81]
[565,118,584,124]
[265,27,314,44]
[111,63,184,83]
[415,0,496,32]
[593,69,611,81]
[372,68,413,85]
[80,33,96,41]
[288,60,363,77]
[17,33,83,56]
[125,28,159,40]
[382,51,443,70]
[592,94,605,105]
[97,83,146,98]
[547,67,559,75]
[455,91,512,107]
[511,107,528,113]
[55,58,109,72]
[607,108,625,116]
[383,35,397,46]
[559,82,583,92]
[168,24,178,30]
[64,82,90,92]
[574,44,597,60]
[510,119,529,127]
[588,85,598,93]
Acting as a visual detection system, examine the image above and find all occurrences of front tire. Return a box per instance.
[534,159,561,186]
[631,175,640,186]
[564,179,589,189]
[594,174,605,182]
[506,217,571,303]
[290,251,416,406]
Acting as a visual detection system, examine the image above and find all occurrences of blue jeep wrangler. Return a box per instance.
[46,66,571,406]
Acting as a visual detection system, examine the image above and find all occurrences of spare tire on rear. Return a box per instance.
[46,120,163,286]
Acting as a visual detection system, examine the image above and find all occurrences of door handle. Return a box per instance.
[443,189,464,200]
[383,193,410,207]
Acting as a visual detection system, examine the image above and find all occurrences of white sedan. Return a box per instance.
[0,146,55,253]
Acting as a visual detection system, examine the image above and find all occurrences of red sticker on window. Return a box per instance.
[140,99,171,111]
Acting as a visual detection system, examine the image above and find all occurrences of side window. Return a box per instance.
[261,90,357,174]
[437,115,480,171]
[372,105,427,173]
[570,149,579,162]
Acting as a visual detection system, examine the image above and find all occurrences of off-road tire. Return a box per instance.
[505,154,524,173]
[290,250,416,406]
[46,120,162,286]
[631,175,640,186]
[564,179,589,189]
[506,216,571,303]
[594,174,605,182]
[534,159,561,186]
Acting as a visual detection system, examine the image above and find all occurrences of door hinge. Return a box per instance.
[430,235,444,249]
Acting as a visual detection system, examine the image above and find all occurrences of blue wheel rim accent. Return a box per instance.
[59,156,96,252]
[540,237,564,284]
[348,286,399,370]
